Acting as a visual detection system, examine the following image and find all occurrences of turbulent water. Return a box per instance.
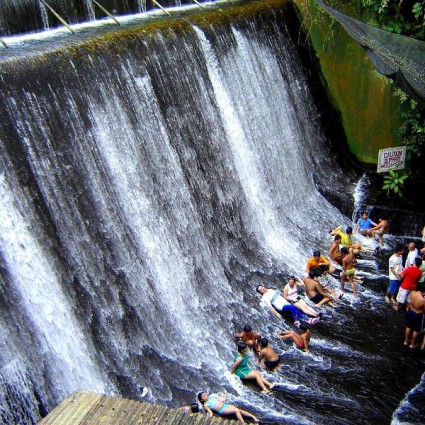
[0,1,424,424]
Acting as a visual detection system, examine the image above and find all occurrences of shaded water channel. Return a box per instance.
[0,1,424,424]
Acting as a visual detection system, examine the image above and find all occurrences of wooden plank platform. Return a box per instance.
[38,391,239,424]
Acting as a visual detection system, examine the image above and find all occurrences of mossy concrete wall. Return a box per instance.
[293,0,401,164]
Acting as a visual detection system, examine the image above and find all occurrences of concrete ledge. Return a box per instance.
[38,391,238,424]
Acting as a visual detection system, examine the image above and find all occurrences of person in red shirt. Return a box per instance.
[394,257,423,310]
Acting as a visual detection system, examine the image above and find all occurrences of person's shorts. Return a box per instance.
[334,255,344,266]
[387,279,400,295]
[309,293,324,304]
[405,310,424,333]
[264,358,280,370]
[396,287,410,304]
[344,267,356,276]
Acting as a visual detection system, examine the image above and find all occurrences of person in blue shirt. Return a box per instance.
[355,211,377,237]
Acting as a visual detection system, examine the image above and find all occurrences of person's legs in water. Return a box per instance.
[243,370,274,393]
[278,330,304,348]
[220,405,259,423]
[293,299,319,317]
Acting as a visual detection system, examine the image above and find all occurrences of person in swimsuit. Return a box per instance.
[197,392,259,423]
[258,337,280,371]
[404,285,425,349]
[330,226,361,256]
[235,325,261,353]
[340,247,358,297]
[283,276,320,317]
[329,234,345,266]
[278,323,311,353]
[303,269,334,308]
[230,342,276,394]
[370,217,389,247]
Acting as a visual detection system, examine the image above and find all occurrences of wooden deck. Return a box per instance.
[38,391,239,424]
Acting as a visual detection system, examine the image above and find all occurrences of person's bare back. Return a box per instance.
[329,240,342,261]
[409,290,425,314]
[342,252,355,271]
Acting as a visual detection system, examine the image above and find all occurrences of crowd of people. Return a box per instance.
[178,215,425,423]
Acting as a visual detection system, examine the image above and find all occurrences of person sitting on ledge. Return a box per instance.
[230,342,276,394]
[283,276,321,317]
[306,250,338,278]
[278,323,311,353]
[303,268,334,308]
[258,337,281,371]
[235,325,262,353]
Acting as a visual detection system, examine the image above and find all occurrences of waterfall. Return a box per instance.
[83,0,96,21]
[0,0,208,35]
[0,2,424,424]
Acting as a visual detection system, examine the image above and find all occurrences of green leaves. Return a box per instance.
[413,2,423,21]
[382,170,408,197]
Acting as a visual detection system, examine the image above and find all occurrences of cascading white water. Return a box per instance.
[83,0,95,21]
[0,172,108,397]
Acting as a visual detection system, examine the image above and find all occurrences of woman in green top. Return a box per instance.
[230,342,275,394]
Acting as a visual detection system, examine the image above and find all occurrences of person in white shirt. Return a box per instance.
[386,243,404,304]
[405,242,419,268]
[256,285,319,326]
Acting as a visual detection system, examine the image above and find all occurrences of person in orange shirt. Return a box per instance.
[306,250,337,277]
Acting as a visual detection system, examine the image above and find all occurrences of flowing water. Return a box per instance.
[0,1,424,424]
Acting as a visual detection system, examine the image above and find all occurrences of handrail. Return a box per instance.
[152,0,171,16]
[91,0,121,25]
[191,0,206,9]
[39,0,75,34]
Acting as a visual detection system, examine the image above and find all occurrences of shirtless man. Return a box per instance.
[341,247,357,297]
[370,217,389,247]
[258,337,280,371]
[303,269,334,307]
[329,234,344,266]
[330,226,361,256]
[235,325,261,353]
[404,286,425,349]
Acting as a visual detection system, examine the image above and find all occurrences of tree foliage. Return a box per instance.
[382,169,409,197]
